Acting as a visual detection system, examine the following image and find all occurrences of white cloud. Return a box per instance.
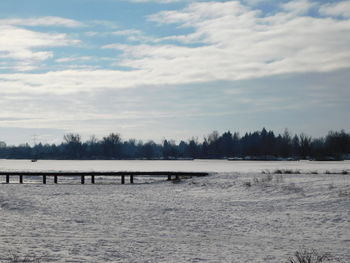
[113,29,143,36]
[0,25,80,71]
[0,16,82,71]
[85,29,157,42]
[130,0,188,3]
[0,68,188,94]
[281,0,316,15]
[149,1,251,26]
[1,1,350,90]
[119,1,350,81]
[0,16,84,27]
[241,0,266,6]
[1,1,350,142]
[319,1,350,18]
[89,20,119,29]
[55,56,93,63]
[112,29,157,42]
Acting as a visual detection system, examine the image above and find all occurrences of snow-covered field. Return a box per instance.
[0,159,349,174]
[0,159,350,173]
[0,160,349,262]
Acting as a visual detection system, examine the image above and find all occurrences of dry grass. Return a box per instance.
[243,181,252,187]
[264,169,301,175]
[244,174,285,188]
[264,169,349,175]
[3,251,43,263]
[338,190,350,197]
[287,249,334,263]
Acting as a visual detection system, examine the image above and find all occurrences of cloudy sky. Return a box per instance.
[0,0,349,145]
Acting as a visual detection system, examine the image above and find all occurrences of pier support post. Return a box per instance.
[175,175,179,180]
[6,175,10,184]
[121,175,125,184]
[91,175,95,184]
[19,175,23,184]
[54,176,58,184]
[43,175,46,184]
[167,175,171,181]
[130,175,134,184]
[81,175,85,184]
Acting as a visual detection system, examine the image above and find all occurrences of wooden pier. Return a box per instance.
[0,171,209,184]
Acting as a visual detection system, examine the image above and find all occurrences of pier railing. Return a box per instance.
[0,171,209,184]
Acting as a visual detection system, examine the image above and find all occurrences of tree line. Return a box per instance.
[0,128,349,160]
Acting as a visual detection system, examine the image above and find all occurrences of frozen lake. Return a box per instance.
[1,159,350,173]
[0,160,349,262]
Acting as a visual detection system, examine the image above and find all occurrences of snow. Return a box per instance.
[0,159,350,173]
[0,160,349,262]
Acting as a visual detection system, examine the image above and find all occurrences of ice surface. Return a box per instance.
[0,161,349,262]
[0,159,349,173]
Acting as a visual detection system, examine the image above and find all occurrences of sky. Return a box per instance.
[0,0,349,145]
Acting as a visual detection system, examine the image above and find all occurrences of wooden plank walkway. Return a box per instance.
[0,171,209,184]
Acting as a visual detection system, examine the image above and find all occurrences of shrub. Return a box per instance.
[253,177,260,184]
[324,170,348,175]
[243,181,252,187]
[287,249,332,263]
[249,174,283,187]
[4,251,42,263]
[270,169,300,175]
[338,190,350,197]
